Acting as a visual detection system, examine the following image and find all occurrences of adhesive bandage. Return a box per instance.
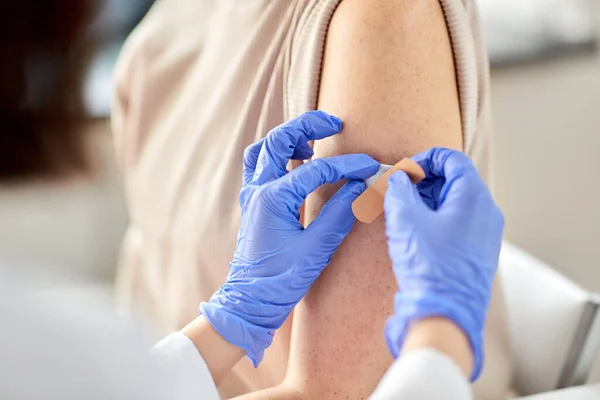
[352,159,425,224]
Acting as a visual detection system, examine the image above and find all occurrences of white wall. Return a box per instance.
[491,32,600,293]
[490,15,600,385]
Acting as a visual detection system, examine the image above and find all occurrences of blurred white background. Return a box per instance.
[489,1,600,293]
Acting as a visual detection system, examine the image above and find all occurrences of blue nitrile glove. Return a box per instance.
[383,147,504,381]
[200,111,379,367]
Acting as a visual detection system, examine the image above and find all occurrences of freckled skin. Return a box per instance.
[285,0,463,398]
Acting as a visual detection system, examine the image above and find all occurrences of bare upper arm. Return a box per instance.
[286,0,462,397]
[314,0,462,162]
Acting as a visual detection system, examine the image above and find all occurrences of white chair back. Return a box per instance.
[499,242,600,396]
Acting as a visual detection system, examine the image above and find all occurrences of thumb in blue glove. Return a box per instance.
[201,111,379,367]
[383,147,504,381]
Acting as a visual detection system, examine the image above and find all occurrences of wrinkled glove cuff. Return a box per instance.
[384,292,485,382]
[199,302,274,367]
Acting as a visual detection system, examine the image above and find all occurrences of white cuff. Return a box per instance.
[370,349,472,400]
[152,332,220,400]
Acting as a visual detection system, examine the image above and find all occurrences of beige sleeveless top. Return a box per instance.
[112,0,509,398]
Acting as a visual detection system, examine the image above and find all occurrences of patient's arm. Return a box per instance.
[234,0,462,398]
[287,0,462,398]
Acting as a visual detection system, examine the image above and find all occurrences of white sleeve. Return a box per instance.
[369,349,473,400]
[152,332,221,400]
[0,275,222,400]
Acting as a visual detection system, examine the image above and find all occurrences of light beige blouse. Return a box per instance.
[112,0,509,398]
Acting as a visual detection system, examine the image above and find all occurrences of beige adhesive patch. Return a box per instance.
[352,158,425,224]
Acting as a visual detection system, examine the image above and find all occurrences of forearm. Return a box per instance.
[181,317,245,385]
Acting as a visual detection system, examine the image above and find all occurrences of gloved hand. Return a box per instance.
[383,147,504,381]
[201,111,379,366]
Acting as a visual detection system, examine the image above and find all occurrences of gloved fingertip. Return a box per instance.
[307,180,363,237]
[247,352,264,368]
[327,114,343,131]
[411,149,434,178]
[384,171,423,217]
[327,180,366,207]
[387,170,413,193]
[333,180,367,204]
[291,143,314,160]
[347,179,368,196]
[351,154,381,179]
[416,147,474,181]
[384,315,406,359]
[312,110,342,131]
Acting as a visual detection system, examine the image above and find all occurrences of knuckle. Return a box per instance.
[255,184,272,200]
[239,187,251,205]
[310,158,326,169]
[248,185,275,212]
[458,161,478,179]
[243,145,259,166]
[243,145,253,159]
[258,184,283,206]
[456,151,473,164]
[265,128,278,143]
[273,126,296,145]
[310,158,334,179]
[447,148,472,164]
[301,159,322,178]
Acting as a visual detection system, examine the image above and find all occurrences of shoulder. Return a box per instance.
[330,0,472,19]
[315,0,464,162]
[323,0,489,158]
[287,0,459,119]
[325,0,477,56]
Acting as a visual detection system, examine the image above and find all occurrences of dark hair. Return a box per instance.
[0,1,92,183]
